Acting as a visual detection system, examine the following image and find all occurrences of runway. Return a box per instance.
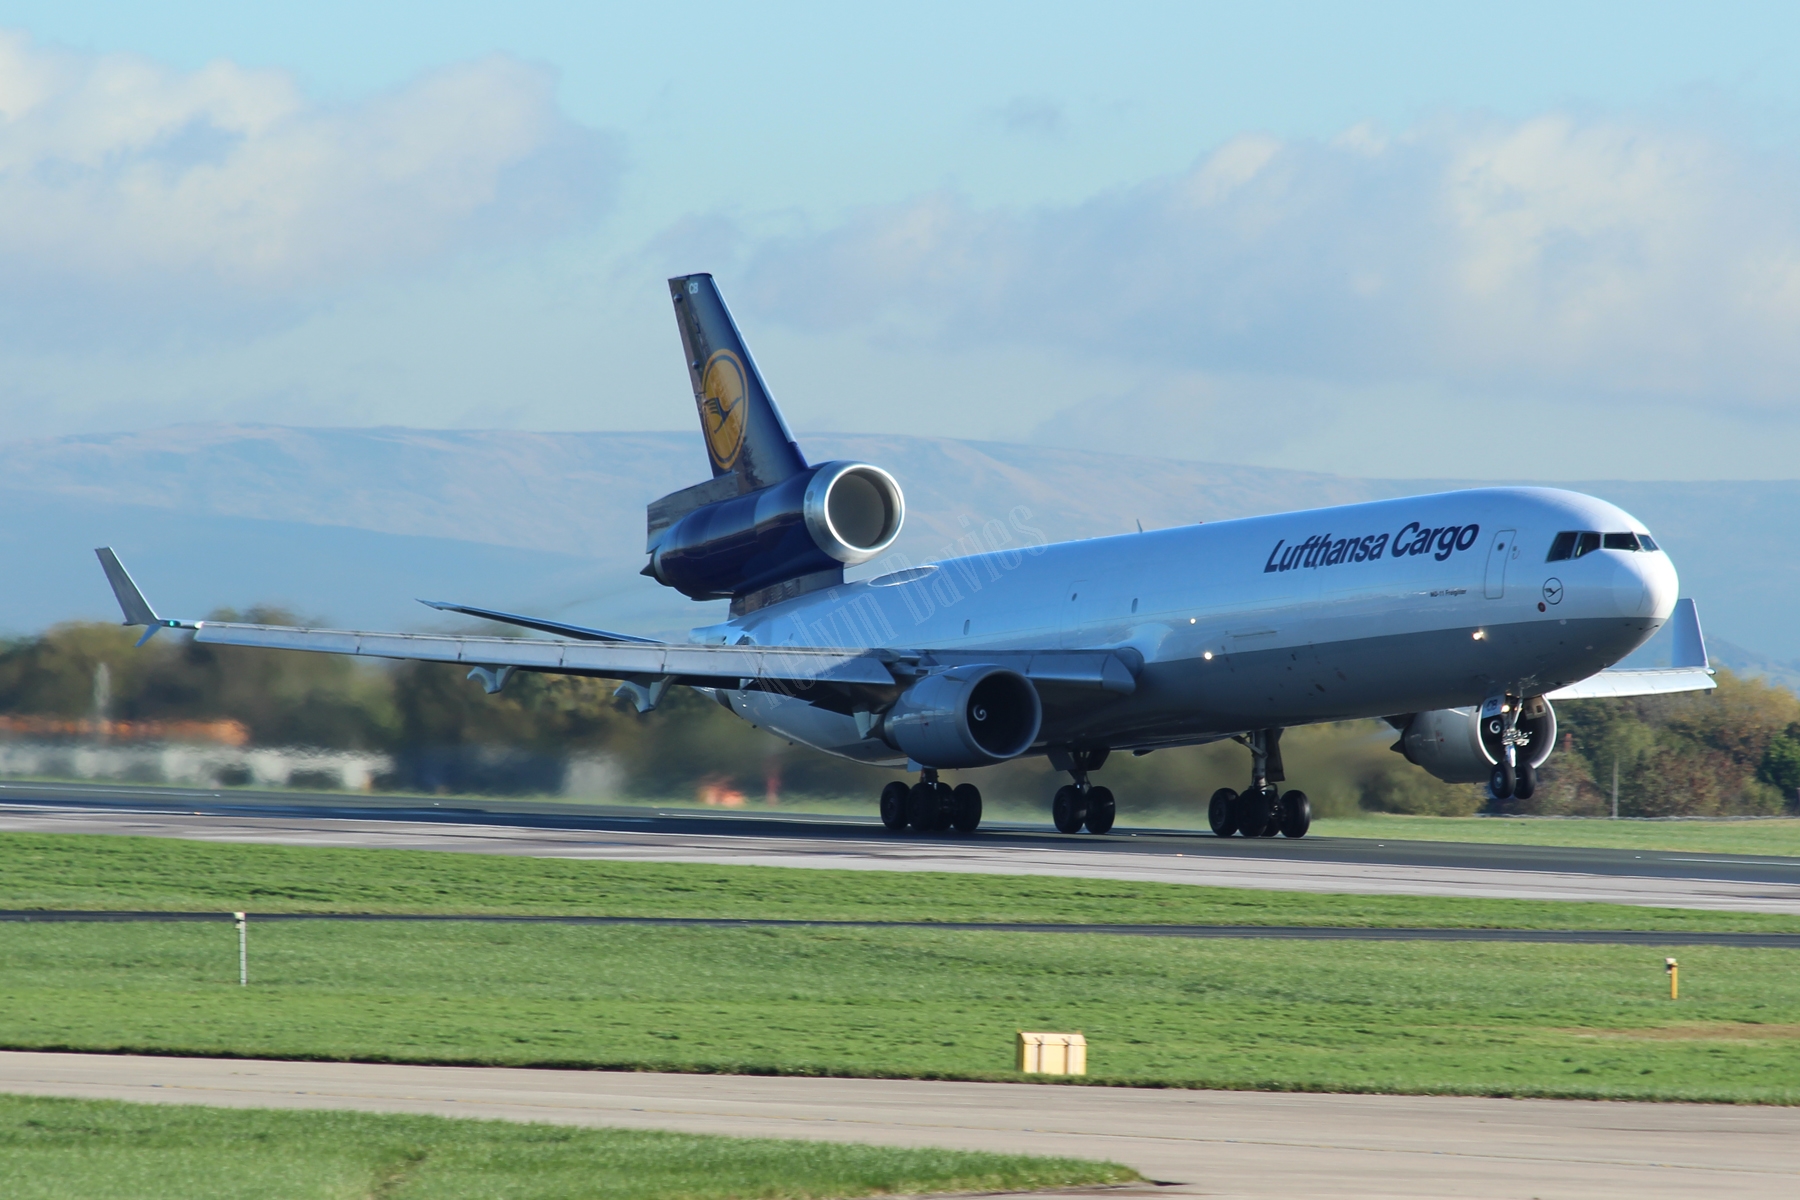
[6,781,1800,913]
[2,1052,1794,1199]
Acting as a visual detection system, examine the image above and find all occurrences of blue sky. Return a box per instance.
[1,2,1798,478]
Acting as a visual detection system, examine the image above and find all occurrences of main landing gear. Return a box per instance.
[879,769,982,834]
[1050,748,1116,835]
[1207,728,1311,839]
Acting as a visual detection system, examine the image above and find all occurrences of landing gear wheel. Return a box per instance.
[909,782,952,831]
[1513,763,1537,802]
[1052,785,1088,834]
[879,781,910,831]
[1279,790,1311,838]
[1084,786,1116,834]
[1489,761,1516,801]
[1208,788,1239,837]
[1237,787,1274,838]
[951,784,983,833]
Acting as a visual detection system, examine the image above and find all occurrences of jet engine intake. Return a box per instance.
[647,461,904,600]
[883,664,1042,769]
[1397,698,1556,784]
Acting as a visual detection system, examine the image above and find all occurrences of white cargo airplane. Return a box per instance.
[97,275,1715,838]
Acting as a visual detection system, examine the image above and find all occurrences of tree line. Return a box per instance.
[0,615,1793,817]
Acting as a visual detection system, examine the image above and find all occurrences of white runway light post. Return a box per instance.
[235,912,247,986]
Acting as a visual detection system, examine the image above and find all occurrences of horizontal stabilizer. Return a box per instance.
[418,600,664,645]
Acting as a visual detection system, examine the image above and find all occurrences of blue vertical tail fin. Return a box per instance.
[669,274,807,491]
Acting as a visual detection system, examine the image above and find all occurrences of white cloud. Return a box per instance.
[0,31,616,307]
[743,111,1800,406]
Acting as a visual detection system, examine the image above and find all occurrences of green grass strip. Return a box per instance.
[2,922,1797,1105]
[3,831,1797,933]
[0,1092,1135,1199]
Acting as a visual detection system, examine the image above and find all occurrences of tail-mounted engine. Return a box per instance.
[881,664,1043,769]
[1395,697,1556,784]
[645,461,904,602]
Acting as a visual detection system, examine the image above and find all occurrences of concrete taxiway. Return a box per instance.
[2,1051,1794,1199]
[5,782,1800,912]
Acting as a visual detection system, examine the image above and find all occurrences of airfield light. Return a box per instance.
[1666,957,1678,1000]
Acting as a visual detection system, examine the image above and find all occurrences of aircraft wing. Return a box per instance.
[94,549,1140,712]
[192,619,897,689]
[1546,667,1716,700]
[1545,598,1717,701]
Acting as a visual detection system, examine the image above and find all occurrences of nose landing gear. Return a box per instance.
[1210,729,1311,838]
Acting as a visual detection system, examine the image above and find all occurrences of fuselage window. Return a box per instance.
[1547,531,1577,561]
[1639,534,1659,551]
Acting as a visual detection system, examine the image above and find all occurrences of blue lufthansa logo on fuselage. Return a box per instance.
[1263,521,1481,574]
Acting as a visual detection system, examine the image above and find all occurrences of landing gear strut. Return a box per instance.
[1050,748,1115,835]
[1209,728,1310,839]
[879,769,981,834]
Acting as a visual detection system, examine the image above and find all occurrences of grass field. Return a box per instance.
[1,919,1795,1104]
[0,1093,1133,1200]
[1312,814,1800,856]
[4,832,1799,934]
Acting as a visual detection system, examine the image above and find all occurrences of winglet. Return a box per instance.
[1671,598,1710,671]
[95,548,192,646]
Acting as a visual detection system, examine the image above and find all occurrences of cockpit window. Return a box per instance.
[1548,530,1656,560]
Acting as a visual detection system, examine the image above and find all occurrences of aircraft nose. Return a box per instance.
[1612,547,1677,619]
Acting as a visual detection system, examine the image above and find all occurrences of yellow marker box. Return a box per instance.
[1017,1031,1087,1075]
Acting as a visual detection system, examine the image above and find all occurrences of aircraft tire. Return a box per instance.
[1237,788,1274,838]
[1052,785,1087,834]
[1084,786,1116,834]
[908,782,939,830]
[1279,790,1312,838]
[1513,763,1537,802]
[879,781,910,831]
[1489,761,1516,801]
[1208,788,1239,837]
[951,783,983,833]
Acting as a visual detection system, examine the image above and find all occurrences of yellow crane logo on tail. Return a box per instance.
[699,349,748,471]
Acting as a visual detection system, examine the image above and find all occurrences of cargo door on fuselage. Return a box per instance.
[1484,529,1517,599]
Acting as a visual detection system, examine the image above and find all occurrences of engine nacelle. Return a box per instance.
[882,665,1042,769]
[647,461,904,600]
[1397,697,1557,784]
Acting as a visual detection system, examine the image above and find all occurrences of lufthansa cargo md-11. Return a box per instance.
[96,275,1714,837]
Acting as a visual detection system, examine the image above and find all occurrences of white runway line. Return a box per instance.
[1,1052,1795,1200]
[7,804,1800,912]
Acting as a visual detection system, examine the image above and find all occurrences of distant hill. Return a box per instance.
[1,425,1795,669]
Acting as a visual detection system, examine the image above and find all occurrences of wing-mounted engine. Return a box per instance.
[644,460,904,603]
[1394,697,1556,784]
[879,664,1043,769]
